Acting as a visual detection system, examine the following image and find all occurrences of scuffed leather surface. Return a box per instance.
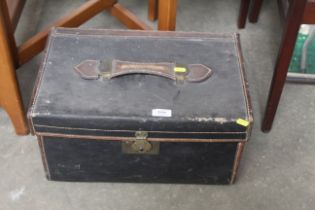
[30,29,250,138]
[43,136,237,184]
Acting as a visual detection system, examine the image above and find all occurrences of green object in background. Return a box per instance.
[289,26,315,74]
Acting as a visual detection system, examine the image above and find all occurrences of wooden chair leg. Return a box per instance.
[238,0,251,29]
[148,0,158,21]
[108,3,152,30]
[249,0,263,23]
[6,0,26,31]
[158,0,177,31]
[0,5,29,135]
[0,0,19,67]
[262,0,307,132]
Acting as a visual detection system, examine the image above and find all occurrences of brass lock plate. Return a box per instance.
[122,131,160,155]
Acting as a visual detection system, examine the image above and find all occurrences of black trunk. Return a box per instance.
[29,28,253,184]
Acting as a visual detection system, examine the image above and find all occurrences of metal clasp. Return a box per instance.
[132,131,151,153]
[122,131,160,155]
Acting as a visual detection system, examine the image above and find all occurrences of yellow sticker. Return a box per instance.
[174,67,187,73]
[236,118,250,127]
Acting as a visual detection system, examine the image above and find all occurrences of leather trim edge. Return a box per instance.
[37,136,51,180]
[27,29,56,135]
[234,33,254,141]
[230,142,245,184]
[33,124,247,134]
[36,132,246,143]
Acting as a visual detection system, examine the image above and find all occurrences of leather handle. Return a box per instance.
[110,60,176,80]
[74,59,213,83]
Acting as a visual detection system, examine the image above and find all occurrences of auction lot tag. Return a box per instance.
[152,109,172,117]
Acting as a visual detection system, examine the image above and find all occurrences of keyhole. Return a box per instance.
[139,147,144,152]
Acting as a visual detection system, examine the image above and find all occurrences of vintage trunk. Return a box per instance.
[28,28,253,184]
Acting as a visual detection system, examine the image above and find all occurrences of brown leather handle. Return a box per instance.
[110,60,176,80]
[74,59,213,83]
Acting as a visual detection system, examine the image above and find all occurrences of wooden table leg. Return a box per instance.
[0,5,29,135]
[249,0,263,23]
[238,0,251,28]
[148,0,158,21]
[262,0,307,132]
[158,0,177,31]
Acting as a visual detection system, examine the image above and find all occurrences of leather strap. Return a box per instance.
[111,60,176,80]
[74,59,213,83]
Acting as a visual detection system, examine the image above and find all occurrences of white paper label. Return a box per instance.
[152,109,172,117]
